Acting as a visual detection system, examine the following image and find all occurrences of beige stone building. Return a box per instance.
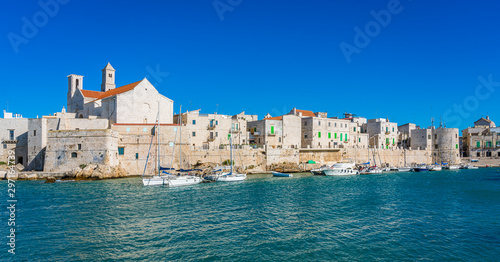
[462,116,500,158]
[410,125,460,164]
[173,110,258,150]
[67,63,174,124]
[248,114,302,149]
[364,118,399,149]
[0,110,28,166]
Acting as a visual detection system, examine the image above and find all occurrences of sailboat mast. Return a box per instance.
[230,136,233,174]
[179,105,182,171]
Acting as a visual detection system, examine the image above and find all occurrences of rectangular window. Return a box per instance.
[192,120,196,125]
[328,132,331,139]
[345,134,348,141]
[335,123,337,127]
[318,132,321,138]
[271,126,275,134]
[487,141,492,147]
[192,132,196,137]
[135,153,139,159]
[386,127,389,132]
[393,138,395,145]
[143,127,147,132]
[392,127,394,132]
[216,121,218,125]
[456,144,459,149]
[78,144,82,150]
[118,147,124,155]
[216,132,218,137]
[428,135,431,139]
[359,138,361,142]
[9,130,14,140]
[305,133,308,138]
[318,121,321,126]
[328,122,331,127]
[386,138,389,144]
[340,133,343,141]
[126,128,130,132]
[354,127,356,132]
[254,127,257,132]
[476,141,481,148]
[304,122,307,126]
[34,130,36,136]
[335,133,337,139]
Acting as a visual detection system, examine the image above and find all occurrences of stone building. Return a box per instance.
[67,63,174,124]
[398,123,417,148]
[411,126,460,164]
[364,118,399,149]
[173,110,258,150]
[248,114,301,149]
[0,110,28,166]
[462,116,500,158]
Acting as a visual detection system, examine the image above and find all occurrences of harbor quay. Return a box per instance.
[2,63,498,180]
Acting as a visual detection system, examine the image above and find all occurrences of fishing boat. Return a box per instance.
[398,167,413,172]
[359,167,383,174]
[413,165,429,172]
[272,171,293,177]
[429,165,442,171]
[462,164,479,169]
[142,105,201,187]
[324,163,359,176]
[443,165,460,170]
[215,136,247,182]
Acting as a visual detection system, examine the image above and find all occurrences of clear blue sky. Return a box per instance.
[2,0,499,130]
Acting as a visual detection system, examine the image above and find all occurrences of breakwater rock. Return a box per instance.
[268,162,301,173]
[63,164,128,180]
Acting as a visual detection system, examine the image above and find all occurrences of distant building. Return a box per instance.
[248,114,301,149]
[67,63,174,124]
[364,118,399,149]
[0,110,28,166]
[462,116,500,158]
[411,125,460,164]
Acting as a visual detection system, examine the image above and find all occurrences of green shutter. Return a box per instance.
[456,144,458,149]
[393,138,395,145]
[340,133,343,141]
[334,133,337,139]
[254,127,257,132]
[345,134,348,141]
[228,134,231,140]
[476,141,481,148]
[386,138,389,144]
[271,126,274,134]
[118,147,124,155]
[318,132,321,138]
[354,127,356,132]
[328,132,331,138]
[358,138,361,142]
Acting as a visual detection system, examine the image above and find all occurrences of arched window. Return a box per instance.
[71,152,77,158]
[76,79,79,89]
[79,114,83,118]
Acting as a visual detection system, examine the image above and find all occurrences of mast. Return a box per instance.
[157,102,161,176]
[179,105,182,171]
[230,135,233,174]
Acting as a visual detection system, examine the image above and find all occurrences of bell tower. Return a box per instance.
[101,62,116,92]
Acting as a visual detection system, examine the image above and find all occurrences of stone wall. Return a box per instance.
[44,129,119,172]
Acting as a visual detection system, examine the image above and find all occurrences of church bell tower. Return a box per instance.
[101,62,116,92]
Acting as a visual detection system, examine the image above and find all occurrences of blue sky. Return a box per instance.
[1,0,499,130]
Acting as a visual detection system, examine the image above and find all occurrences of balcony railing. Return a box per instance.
[207,137,215,142]
[230,129,240,133]
[267,132,276,136]
[207,125,216,130]
[2,139,17,144]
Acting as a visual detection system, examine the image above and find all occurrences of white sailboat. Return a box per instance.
[142,105,201,187]
[216,136,247,182]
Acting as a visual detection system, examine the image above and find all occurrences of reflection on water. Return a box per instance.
[1,169,500,261]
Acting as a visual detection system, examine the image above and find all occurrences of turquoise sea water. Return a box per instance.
[2,169,500,261]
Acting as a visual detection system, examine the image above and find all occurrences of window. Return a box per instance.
[192,132,196,137]
[305,133,308,138]
[135,153,139,159]
[71,152,77,158]
[254,127,257,132]
[328,122,331,127]
[271,126,275,134]
[386,127,389,132]
[192,120,196,125]
[434,144,438,149]
[304,122,307,126]
[487,141,492,147]
[78,144,82,150]
[340,133,343,141]
[477,152,481,157]
[476,141,481,148]
[143,128,147,132]
[126,128,130,132]
[345,134,348,141]
[9,130,14,140]
[216,132,218,137]
[334,133,337,139]
[34,130,36,136]
[318,132,321,138]
[318,121,321,126]
[393,138,395,145]
[108,73,112,78]
[3,144,7,149]
[335,123,337,127]
[359,138,361,142]
[392,127,394,132]
[216,121,218,125]
[341,123,343,128]
[428,135,431,139]
[118,147,125,155]
[354,127,356,132]
[456,144,459,149]
[279,137,281,142]
[435,135,437,139]
[328,132,331,139]
[386,138,389,144]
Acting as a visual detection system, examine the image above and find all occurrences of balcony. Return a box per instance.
[207,137,215,142]
[207,124,216,130]
[267,132,276,136]
[385,132,390,135]
[230,129,241,133]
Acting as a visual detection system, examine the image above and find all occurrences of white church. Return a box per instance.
[67,63,174,124]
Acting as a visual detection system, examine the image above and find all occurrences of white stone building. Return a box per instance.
[462,116,500,158]
[67,63,174,124]
[364,118,399,149]
[248,114,302,149]
[0,110,28,166]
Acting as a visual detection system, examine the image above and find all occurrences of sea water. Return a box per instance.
[1,168,500,261]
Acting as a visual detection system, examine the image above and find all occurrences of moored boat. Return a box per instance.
[413,165,429,172]
[398,167,413,172]
[323,163,359,176]
[272,171,293,177]
[310,165,332,176]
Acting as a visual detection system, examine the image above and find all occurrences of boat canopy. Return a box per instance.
[159,166,175,171]
[362,162,370,165]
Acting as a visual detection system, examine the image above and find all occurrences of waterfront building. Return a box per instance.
[247,113,301,149]
[364,118,399,149]
[410,125,460,164]
[462,116,500,158]
[0,110,28,166]
[67,63,174,124]
[398,123,417,148]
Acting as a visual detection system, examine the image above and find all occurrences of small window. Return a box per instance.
[3,144,7,149]
[279,137,282,142]
[192,120,196,125]
[354,127,356,132]
[143,128,147,132]
[34,130,36,136]
[334,133,337,139]
[71,152,77,158]
[118,147,125,155]
[328,122,331,127]
[434,144,438,149]
[192,132,196,137]
[318,121,321,126]
[359,138,361,142]
[428,135,431,139]
[318,132,321,138]
[335,123,337,127]
[435,135,437,139]
[328,133,331,139]
[392,127,394,132]
[476,141,481,148]
[135,153,139,159]
[126,128,131,132]
[216,132,218,137]
[215,121,218,125]
[304,122,307,126]
[9,130,14,140]
[78,144,82,150]
[108,73,112,78]
[305,133,308,138]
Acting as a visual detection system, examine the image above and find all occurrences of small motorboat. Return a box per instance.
[398,167,413,172]
[413,165,429,172]
[429,165,442,171]
[272,171,293,177]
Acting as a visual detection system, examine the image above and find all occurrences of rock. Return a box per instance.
[18,174,28,180]
[45,177,56,183]
[15,163,24,171]
[0,171,6,179]
[27,174,38,180]
[81,164,97,178]
[6,173,18,180]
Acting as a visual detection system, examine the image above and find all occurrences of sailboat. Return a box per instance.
[215,135,247,182]
[142,104,201,187]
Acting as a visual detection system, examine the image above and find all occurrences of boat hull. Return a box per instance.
[272,172,293,177]
[398,167,412,172]
[324,169,359,176]
[142,176,202,187]
[413,168,429,172]
[310,170,325,176]
[216,173,247,182]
